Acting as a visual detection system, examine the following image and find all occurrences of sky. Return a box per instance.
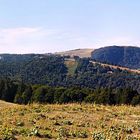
[0,0,140,53]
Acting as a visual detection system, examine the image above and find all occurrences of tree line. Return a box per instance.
[0,78,140,106]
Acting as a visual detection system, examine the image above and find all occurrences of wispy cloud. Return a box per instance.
[0,27,40,45]
[0,27,94,53]
[0,27,60,53]
[0,27,138,54]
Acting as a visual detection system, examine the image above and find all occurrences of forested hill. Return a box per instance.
[91,46,140,69]
[0,54,139,92]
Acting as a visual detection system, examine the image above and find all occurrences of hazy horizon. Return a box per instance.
[1,0,140,53]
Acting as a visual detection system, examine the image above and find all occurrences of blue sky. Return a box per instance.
[0,0,140,53]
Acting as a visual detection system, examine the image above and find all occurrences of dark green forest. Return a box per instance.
[0,78,139,105]
[0,54,139,105]
[92,46,140,69]
[0,54,139,91]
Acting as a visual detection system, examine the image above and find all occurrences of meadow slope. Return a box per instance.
[56,49,94,58]
[0,103,140,139]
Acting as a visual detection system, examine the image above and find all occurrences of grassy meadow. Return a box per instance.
[0,102,140,139]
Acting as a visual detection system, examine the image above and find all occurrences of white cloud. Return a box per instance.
[0,27,59,53]
[0,27,139,54]
[0,27,95,53]
[0,27,39,45]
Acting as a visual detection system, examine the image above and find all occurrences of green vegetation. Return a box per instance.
[65,59,78,76]
[0,54,139,93]
[0,78,139,105]
[92,46,140,69]
[0,54,139,105]
[0,103,140,139]
[0,53,139,139]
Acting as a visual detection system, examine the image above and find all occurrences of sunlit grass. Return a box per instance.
[0,102,140,139]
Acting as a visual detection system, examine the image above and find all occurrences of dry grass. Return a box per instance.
[56,49,94,58]
[65,60,78,76]
[0,102,140,139]
[0,100,17,108]
[91,61,140,74]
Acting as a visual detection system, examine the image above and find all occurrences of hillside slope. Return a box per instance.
[0,100,16,108]
[90,60,140,74]
[91,46,140,69]
[0,54,139,91]
[56,48,93,58]
[0,104,140,139]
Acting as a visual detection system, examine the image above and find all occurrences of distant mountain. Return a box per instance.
[91,46,140,69]
[55,48,94,58]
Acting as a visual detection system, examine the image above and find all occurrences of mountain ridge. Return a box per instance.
[91,45,140,69]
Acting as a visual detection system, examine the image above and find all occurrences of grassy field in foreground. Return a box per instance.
[0,102,140,139]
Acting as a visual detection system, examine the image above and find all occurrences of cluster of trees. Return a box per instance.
[31,86,140,105]
[91,46,140,69]
[0,54,139,92]
[65,58,140,92]
[0,78,140,106]
[0,54,67,85]
[0,79,32,104]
